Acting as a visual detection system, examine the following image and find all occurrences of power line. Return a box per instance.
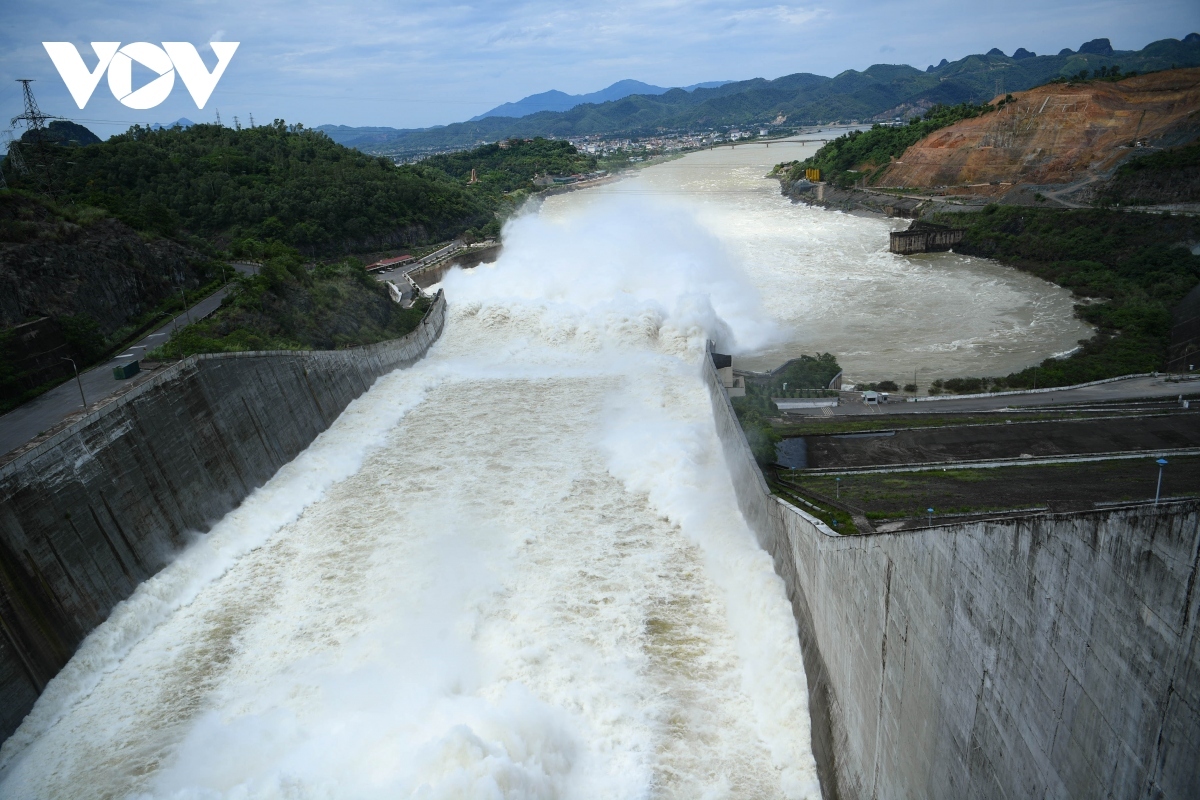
[10,80,60,195]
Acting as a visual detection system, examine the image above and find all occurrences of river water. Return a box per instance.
[545,139,1091,381]
[0,141,1090,799]
[0,199,818,798]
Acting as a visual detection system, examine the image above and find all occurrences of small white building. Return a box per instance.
[711,352,746,397]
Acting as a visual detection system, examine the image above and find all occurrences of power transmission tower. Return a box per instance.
[248,112,254,127]
[215,108,222,125]
[233,115,241,130]
[11,80,58,195]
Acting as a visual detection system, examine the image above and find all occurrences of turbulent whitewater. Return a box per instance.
[545,138,1092,379]
[0,198,818,799]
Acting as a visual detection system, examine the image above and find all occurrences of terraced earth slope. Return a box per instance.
[876,68,1200,192]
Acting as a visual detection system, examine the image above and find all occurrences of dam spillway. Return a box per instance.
[2,147,1195,799]
[0,202,820,798]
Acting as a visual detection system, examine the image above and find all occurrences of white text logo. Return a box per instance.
[42,42,239,110]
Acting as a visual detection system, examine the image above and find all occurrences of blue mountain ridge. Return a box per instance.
[468,79,733,121]
[316,34,1200,155]
[150,118,196,130]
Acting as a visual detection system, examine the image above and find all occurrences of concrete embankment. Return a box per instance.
[703,355,1200,799]
[0,292,447,741]
[410,244,501,289]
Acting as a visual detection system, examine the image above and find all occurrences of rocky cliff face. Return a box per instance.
[876,68,1200,190]
[0,193,212,338]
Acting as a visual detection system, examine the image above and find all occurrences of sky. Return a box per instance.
[1,0,1197,138]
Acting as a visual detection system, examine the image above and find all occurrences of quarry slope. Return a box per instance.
[876,68,1200,191]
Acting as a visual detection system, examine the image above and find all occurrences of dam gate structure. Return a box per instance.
[0,293,447,741]
[889,220,965,254]
[703,352,1199,799]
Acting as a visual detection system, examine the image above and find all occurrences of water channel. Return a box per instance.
[0,140,1090,799]
[545,138,1091,382]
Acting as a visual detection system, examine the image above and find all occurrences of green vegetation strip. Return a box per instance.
[783,456,1200,519]
[769,479,860,535]
[773,408,1189,436]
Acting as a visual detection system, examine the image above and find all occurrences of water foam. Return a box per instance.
[0,196,817,799]
[546,141,1093,380]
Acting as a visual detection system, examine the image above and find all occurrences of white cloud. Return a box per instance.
[2,0,1196,132]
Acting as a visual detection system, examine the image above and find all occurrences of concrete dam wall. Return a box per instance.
[0,292,446,741]
[702,357,1200,799]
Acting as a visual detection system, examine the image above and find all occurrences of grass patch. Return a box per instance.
[783,456,1200,518]
[771,408,1163,437]
[770,479,861,534]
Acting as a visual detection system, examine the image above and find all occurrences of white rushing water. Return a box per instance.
[0,140,1094,798]
[0,197,818,799]
[545,139,1092,380]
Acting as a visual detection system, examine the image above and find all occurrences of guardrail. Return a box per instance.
[909,371,1200,402]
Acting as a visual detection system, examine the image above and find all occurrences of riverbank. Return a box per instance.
[542,139,1089,383]
[774,175,1200,391]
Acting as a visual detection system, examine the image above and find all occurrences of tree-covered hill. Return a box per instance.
[2,120,497,254]
[421,138,596,194]
[319,35,1200,158]
[149,251,431,358]
[20,120,100,147]
[775,102,996,187]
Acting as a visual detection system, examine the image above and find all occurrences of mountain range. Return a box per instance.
[469,79,733,121]
[316,35,1200,159]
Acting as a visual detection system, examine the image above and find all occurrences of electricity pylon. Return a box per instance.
[10,80,58,195]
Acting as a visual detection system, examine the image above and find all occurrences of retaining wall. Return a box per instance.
[0,292,446,741]
[703,356,1200,799]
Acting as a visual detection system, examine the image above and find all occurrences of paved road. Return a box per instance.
[0,278,248,459]
[793,375,1200,417]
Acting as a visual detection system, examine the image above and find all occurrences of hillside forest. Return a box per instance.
[6,121,498,255]
[1,125,592,407]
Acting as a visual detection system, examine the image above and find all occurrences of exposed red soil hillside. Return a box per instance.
[876,68,1200,189]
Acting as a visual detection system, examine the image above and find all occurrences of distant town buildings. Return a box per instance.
[386,121,868,166]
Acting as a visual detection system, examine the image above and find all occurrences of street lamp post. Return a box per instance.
[1155,458,1168,505]
[61,357,85,409]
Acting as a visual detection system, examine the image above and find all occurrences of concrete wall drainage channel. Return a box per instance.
[0,293,447,740]
[704,352,1199,799]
